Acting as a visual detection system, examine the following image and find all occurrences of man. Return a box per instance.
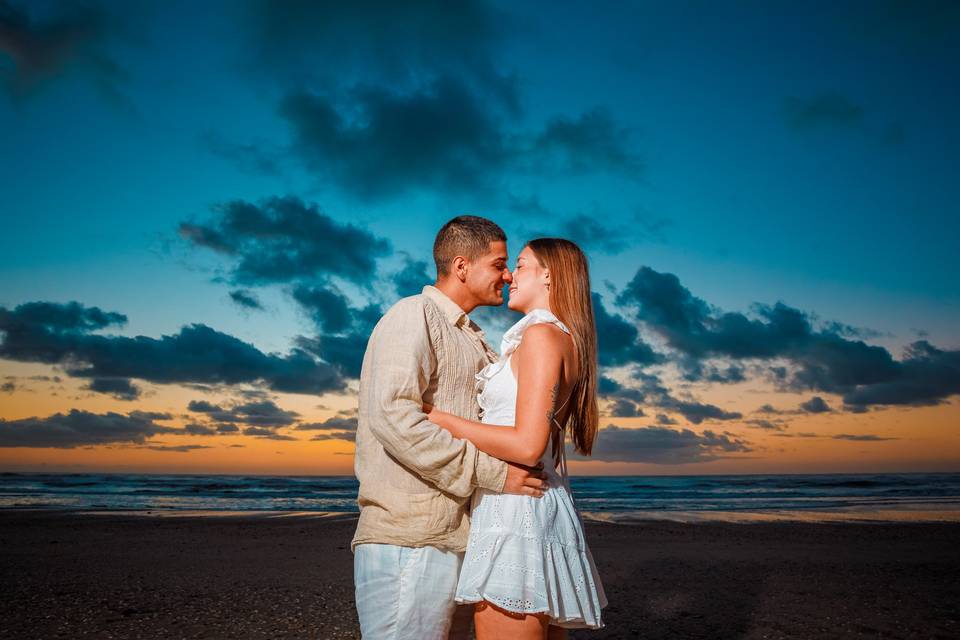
[352,215,549,639]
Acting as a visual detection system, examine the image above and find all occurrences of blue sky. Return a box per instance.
[1,1,958,473]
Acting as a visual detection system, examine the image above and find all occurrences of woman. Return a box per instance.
[426,237,607,639]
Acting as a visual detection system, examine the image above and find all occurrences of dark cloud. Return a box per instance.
[292,289,382,378]
[245,0,517,107]
[616,266,960,409]
[0,0,131,106]
[0,409,179,448]
[311,431,357,442]
[607,399,643,418]
[832,434,899,442]
[302,415,359,442]
[784,91,864,130]
[800,396,832,413]
[528,108,642,176]
[242,427,297,440]
[839,340,960,410]
[392,254,432,298]
[756,403,785,414]
[743,418,787,431]
[291,284,354,334]
[295,416,358,432]
[86,377,140,401]
[186,399,300,437]
[198,130,283,177]
[145,444,212,452]
[0,300,347,395]
[179,195,391,286]
[592,293,661,368]
[515,205,671,257]
[596,369,740,426]
[229,289,264,311]
[183,423,217,436]
[275,73,641,202]
[569,424,752,464]
[279,78,510,201]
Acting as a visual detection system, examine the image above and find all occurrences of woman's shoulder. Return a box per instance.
[514,322,573,365]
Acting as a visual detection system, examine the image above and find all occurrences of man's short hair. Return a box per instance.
[433,215,506,277]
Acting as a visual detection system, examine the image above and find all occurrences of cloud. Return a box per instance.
[0,300,348,395]
[86,377,140,401]
[596,368,741,426]
[279,77,510,201]
[0,409,180,448]
[607,399,644,418]
[569,424,752,464]
[592,293,661,368]
[310,431,357,442]
[275,73,642,202]
[291,286,382,378]
[832,433,899,442]
[179,195,391,286]
[615,266,960,409]
[800,396,832,413]
[229,289,264,311]
[244,0,517,105]
[295,416,358,432]
[783,91,864,130]
[528,108,642,175]
[144,444,212,452]
[392,254,432,298]
[198,130,283,177]
[0,0,134,110]
[838,340,960,410]
[185,399,301,439]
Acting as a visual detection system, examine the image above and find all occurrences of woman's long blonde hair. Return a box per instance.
[527,238,599,455]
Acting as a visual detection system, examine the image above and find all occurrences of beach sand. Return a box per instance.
[1,509,957,639]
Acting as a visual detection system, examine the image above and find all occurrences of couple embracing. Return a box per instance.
[352,215,607,639]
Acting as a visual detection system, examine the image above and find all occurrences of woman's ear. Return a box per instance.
[543,269,551,290]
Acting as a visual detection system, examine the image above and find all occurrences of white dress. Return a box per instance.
[454,309,607,629]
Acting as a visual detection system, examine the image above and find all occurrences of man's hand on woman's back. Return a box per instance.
[502,461,549,497]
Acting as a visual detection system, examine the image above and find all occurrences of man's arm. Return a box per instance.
[363,299,507,498]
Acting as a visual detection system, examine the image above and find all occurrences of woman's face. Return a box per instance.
[507,245,550,312]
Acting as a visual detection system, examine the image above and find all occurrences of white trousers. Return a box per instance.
[354,543,474,640]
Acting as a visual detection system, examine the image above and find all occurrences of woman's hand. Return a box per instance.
[424,403,457,434]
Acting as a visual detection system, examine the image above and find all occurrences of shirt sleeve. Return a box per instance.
[363,299,508,498]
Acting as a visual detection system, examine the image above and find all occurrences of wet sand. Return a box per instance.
[1,509,957,639]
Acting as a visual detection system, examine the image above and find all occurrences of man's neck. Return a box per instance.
[433,279,477,314]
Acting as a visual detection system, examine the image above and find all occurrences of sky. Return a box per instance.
[1,0,958,476]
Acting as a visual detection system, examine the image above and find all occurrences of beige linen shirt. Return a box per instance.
[351,285,509,553]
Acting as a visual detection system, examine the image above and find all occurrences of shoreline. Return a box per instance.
[5,505,960,524]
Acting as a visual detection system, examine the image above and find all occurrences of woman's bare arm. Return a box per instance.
[426,324,566,466]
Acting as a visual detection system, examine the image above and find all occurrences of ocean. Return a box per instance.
[3,471,959,522]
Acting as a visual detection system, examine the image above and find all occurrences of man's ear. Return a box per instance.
[452,255,469,282]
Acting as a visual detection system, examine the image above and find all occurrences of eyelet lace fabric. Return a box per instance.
[456,309,607,629]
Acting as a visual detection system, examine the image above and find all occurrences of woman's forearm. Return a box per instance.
[432,411,543,466]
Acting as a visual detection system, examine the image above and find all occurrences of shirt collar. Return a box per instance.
[422,285,469,327]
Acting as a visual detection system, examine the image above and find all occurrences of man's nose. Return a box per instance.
[502,270,513,283]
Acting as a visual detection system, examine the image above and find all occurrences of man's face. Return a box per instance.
[465,240,512,307]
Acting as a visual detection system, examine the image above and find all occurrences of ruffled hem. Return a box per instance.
[454,591,605,629]
[454,531,607,629]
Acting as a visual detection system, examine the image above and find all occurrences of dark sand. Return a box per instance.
[1,509,957,639]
